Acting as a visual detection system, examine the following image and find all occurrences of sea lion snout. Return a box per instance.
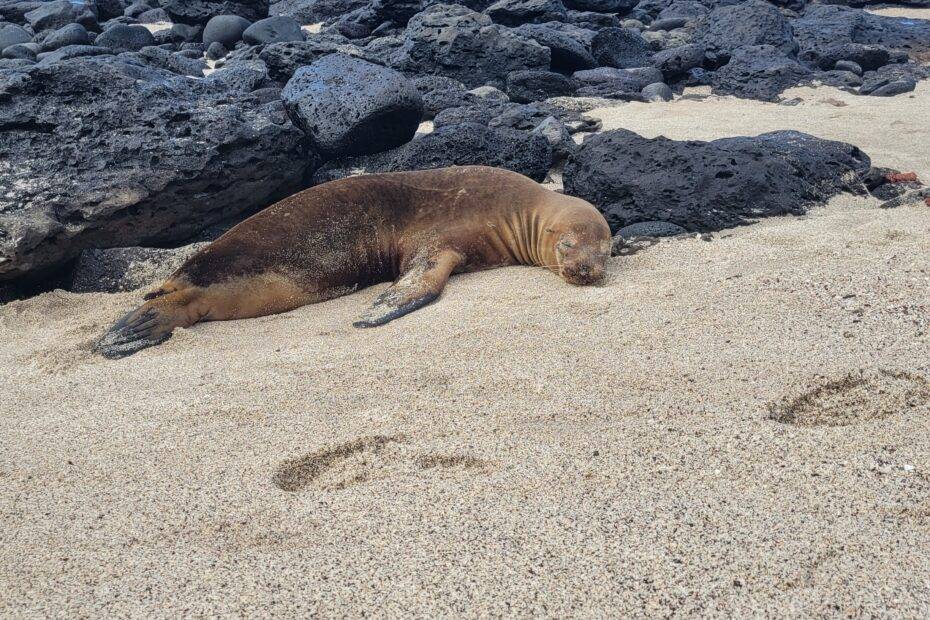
[554,233,609,286]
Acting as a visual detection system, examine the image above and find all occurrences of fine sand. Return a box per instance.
[2,86,930,616]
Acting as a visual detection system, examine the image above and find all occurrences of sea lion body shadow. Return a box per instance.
[97,166,611,358]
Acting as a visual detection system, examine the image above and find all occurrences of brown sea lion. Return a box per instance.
[96,165,611,358]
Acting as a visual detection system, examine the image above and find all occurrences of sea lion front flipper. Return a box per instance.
[354,249,463,328]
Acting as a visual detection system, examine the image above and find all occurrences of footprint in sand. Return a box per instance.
[272,434,489,492]
[767,369,930,427]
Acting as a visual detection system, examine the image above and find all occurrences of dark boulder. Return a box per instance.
[506,69,574,102]
[433,104,496,128]
[565,9,619,29]
[484,0,567,27]
[282,53,423,158]
[834,59,863,76]
[513,23,596,73]
[205,58,272,91]
[203,14,252,47]
[269,0,370,23]
[95,24,156,52]
[563,0,635,12]
[573,66,662,97]
[137,8,172,22]
[241,36,365,81]
[395,4,549,89]
[794,5,930,68]
[531,114,575,163]
[563,129,870,232]
[313,122,552,184]
[0,56,309,283]
[617,221,686,238]
[36,44,112,64]
[710,45,812,102]
[412,75,478,118]
[39,23,90,52]
[161,0,270,25]
[652,43,704,79]
[206,40,228,59]
[0,2,45,24]
[124,2,154,19]
[657,1,708,21]
[25,0,99,32]
[2,42,37,60]
[0,24,32,51]
[694,0,797,59]
[125,46,208,76]
[641,81,672,101]
[859,63,928,96]
[590,27,653,69]
[242,15,303,44]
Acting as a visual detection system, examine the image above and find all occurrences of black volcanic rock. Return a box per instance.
[395,4,550,89]
[161,0,270,25]
[484,0,567,27]
[282,53,423,158]
[513,23,596,73]
[563,129,871,233]
[590,28,653,69]
[506,69,575,102]
[710,45,812,102]
[95,24,155,52]
[242,15,303,44]
[203,14,252,48]
[0,56,309,282]
[313,122,552,184]
[694,0,797,59]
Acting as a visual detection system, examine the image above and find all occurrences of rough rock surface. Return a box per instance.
[282,53,423,158]
[70,243,209,293]
[313,122,552,184]
[710,45,812,102]
[161,0,270,25]
[395,4,550,89]
[591,27,653,69]
[506,69,575,102]
[694,0,798,59]
[0,57,309,281]
[563,129,871,232]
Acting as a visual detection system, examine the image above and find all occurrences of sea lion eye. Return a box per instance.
[558,239,575,249]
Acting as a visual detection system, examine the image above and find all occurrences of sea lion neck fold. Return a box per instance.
[96,166,612,358]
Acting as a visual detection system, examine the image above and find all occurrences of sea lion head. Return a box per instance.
[549,215,611,286]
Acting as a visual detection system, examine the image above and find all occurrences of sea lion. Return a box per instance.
[96,165,611,358]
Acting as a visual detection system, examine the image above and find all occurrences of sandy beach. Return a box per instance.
[2,82,930,615]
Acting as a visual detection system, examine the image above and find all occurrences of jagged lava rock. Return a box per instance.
[563,129,871,232]
[395,4,550,89]
[590,27,653,69]
[710,44,812,102]
[161,0,270,25]
[0,56,308,282]
[694,0,797,59]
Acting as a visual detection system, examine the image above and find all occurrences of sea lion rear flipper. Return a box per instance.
[354,249,463,328]
[95,288,202,359]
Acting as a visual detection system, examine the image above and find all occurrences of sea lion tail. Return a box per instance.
[95,289,201,359]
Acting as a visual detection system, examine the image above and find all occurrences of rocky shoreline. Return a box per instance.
[1,0,929,296]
